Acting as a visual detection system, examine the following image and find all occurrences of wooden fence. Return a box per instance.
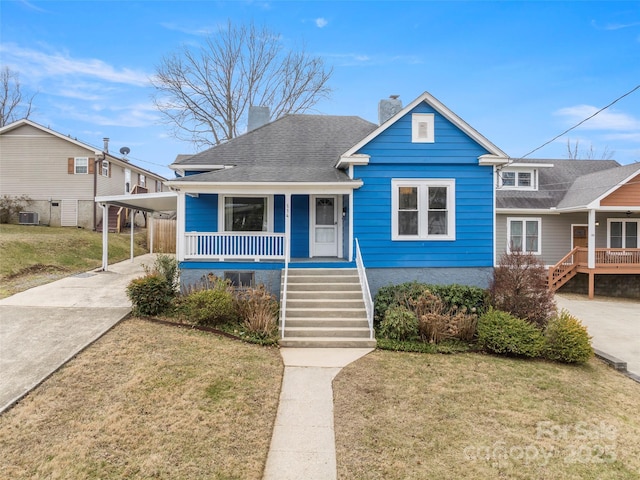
[148,218,176,253]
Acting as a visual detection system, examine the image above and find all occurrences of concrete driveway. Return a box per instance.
[0,254,155,414]
[555,293,640,378]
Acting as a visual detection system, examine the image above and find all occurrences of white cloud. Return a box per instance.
[321,52,422,67]
[315,17,328,28]
[0,43,150,86]
[554,104,640,131]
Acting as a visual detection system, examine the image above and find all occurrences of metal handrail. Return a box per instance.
[355,238,374,339]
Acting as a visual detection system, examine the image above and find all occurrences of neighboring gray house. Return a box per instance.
[496,158,640,297]
[0,119,167,230]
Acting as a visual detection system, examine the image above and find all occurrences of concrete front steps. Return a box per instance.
[279,268,376,348]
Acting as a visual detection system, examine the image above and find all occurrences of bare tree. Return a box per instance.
[151,20,332,148]
[565,138,615,160]
[0,66,36,127]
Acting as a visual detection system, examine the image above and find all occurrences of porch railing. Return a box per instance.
[549,247,640,291]
[280,260,289,339]
[355,238,374,339]
[184,232,286,260]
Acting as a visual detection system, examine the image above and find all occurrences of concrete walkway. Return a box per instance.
[263,348,374,480]
[0,254,154,414]
[555,293,640,378]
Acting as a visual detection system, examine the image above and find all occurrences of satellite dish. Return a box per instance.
[120,146,130,156]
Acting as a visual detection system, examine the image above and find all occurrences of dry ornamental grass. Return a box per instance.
[0,318,283,479]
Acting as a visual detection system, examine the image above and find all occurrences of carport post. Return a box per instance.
[101,203,109,271]
[149,214,154,254]
[130,209,134,262]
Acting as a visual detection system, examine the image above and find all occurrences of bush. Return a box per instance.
[144,254,179,291]
[490,252,556,328]
[544,310,593,364]
[126,274,176,316]
[179,285,236,326]
[374,282,489,327]
[378,306,419,341]
[477,308,545,358]
[0,194,33,224]
[234,285,279,338]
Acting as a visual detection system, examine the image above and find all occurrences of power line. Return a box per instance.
[519,84,640,160]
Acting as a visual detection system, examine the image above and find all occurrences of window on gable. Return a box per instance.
[74,157,88,174]
[392,179,455,240]
[411,113,435,143]
[499,169,536,190]
[608,219,638,248]
[101,160,109,177]
[223,196,268,232]
[139,174,146,187]
[507,218,541,254]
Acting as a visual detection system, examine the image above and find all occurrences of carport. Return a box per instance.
[95,192,177,270]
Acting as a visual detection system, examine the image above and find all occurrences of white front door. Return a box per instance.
[312,196,338,257]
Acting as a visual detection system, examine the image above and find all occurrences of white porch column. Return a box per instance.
[101,203,109,271]
[130,209,135,262]
[588,208,596,269]
[176,191,186,261]
[285,193,291,262]
[348,192,354,262]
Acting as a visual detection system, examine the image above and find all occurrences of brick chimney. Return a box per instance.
[247,106,270,132]
[378,95,402,125]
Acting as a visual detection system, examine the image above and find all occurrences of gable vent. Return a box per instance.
[19,212,39,225]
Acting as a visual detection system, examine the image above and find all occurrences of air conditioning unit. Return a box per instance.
[18,212,39,225]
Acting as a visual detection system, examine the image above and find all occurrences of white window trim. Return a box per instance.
[391,179,456,241]
[218,194,273,233]
[498,168,537,191]
[101,160,109,177]
[411,113,435,143]
[606,218,639,248]
[506,217,542,255]
[74,157,89,175]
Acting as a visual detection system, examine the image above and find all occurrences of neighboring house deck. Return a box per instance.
[0,119,167,230]
[496,159,640,298]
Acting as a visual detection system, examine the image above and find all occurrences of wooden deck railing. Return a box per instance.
[549,247,640,291]
[184,232,286,260]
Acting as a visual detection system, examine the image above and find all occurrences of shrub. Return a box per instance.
[378,306,419,341]
[544,310,593,364]
[234,285,279,338]
[179,288,236,326]
[477,308,545,358]
[489,252,556,328]
[144,254,179,291]
[126,274,176,316]
[374,282,489,327]
[410,291,449,343]
[0,194,33,224]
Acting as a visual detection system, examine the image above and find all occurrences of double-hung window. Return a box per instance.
[499,169,535,189]
[608,219,638,248]
[507,218,541,254]
[101,160,109,177]
[223,196,268,232]
[74,157,88,174]
[392,179,455,240]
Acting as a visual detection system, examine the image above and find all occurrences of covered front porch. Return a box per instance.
[548,209,640,298]
[175,186,361,265]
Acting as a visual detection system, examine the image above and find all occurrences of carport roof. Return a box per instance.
[95,192,177,212]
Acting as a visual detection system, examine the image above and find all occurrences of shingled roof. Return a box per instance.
[496,159,620,209]
[171,114,377,183]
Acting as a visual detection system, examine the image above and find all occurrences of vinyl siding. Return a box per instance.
[495,212,639,265]
[353,103,494,268]
[186,194,218,231]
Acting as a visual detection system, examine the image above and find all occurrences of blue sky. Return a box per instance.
[1,0,639,178]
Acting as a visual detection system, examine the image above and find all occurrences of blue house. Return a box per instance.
[166,92,509,346]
